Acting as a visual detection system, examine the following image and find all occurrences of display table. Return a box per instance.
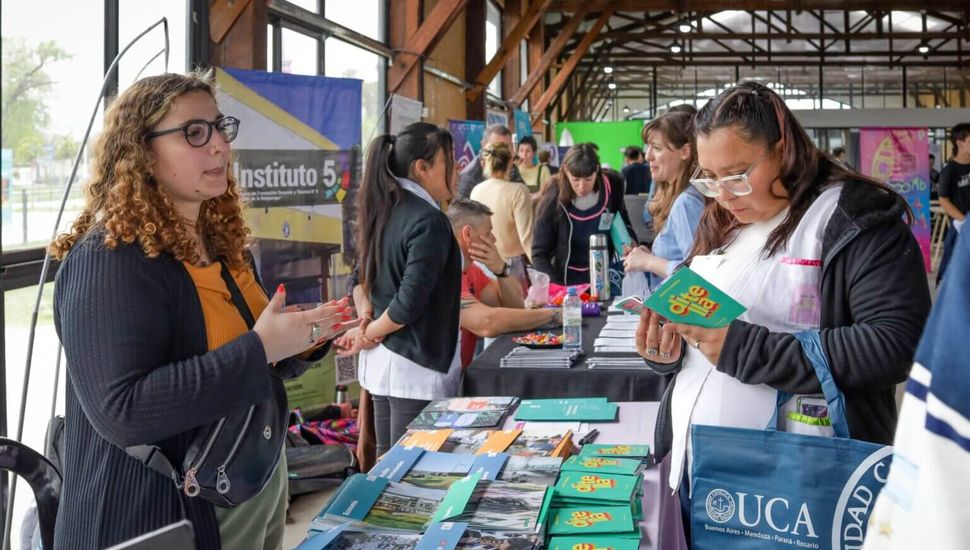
[502,401,686,550]
[461,315,670,401]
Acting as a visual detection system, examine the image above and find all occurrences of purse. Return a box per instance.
[125,260,286,508]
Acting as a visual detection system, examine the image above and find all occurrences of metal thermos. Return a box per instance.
[589,233,610,302]
[335,385,349,405]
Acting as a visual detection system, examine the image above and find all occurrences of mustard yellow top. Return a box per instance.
[182,262,269,351]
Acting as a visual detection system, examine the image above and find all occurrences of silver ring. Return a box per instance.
[310,322,322,343]
[646,347,658,356]
[659,351,671,359]
[691,339,701,349]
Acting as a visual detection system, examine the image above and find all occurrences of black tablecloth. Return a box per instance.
[461,313,670,401]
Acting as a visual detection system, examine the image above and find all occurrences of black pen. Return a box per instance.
[579,429,600,446]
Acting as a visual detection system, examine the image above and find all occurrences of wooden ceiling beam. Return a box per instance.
[467,0,554,103]
[508,2,593,106]
[387,0,468,95]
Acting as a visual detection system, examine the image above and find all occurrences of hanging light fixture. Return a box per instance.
[608,82,617,90]
[623,105,631,113]
[670,41,683,54]
[604,66,614,74]
[917,42,930,54]
[679,21,693,33]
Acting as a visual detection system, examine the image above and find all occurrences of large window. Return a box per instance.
[325,38,385,146]
[485,1,502,98]
[325,0,383,41]
[281,28,319,76]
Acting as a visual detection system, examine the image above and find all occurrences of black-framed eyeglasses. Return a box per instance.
[148,116,240,147]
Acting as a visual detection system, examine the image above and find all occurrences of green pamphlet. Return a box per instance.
[547,506,636,536]
[642,267,746,328]
[553,472,640,505]
[548,536,641,550]
[561,455,644,477]
[514,399,618,422]
[610,213,635,254]
[578,444,650,460]
[432,471,483,522]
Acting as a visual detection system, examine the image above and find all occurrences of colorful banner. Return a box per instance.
[860,128,932,271]
[486,109,509,129]
[514,110,533,139]
[216,67,363,412]
[448,119,486,171]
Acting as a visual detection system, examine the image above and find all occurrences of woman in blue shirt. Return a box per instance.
[624,106,705,291]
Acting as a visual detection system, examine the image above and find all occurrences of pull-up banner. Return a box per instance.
[231,149,356,207]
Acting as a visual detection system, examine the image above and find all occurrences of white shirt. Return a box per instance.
[358,177,462,401]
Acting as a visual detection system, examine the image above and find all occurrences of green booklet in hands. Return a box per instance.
[642,267,746,328]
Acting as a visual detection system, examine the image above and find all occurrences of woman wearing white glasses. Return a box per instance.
[633,82,931,540]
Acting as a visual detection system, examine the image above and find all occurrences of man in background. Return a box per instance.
[458,124,522,199]
[621,145,651,195]
[937,122,970,283]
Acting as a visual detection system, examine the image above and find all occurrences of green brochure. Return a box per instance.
[553,472,640,504]
[561,456,644,477]
[547,506,636,536]
[432,471,483,522]
[514,399,618,422]
[610,213,635,254]
[578,444,650,460]
[548,536,641,550]
[642,267,746,328]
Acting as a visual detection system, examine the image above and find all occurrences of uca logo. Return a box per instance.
[706,489,736,523]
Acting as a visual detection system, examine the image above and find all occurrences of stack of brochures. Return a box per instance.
[513,398,619,422]
[587,356,649,369]
[593,314,640,353]
[406,397,519,431]
[500,348,581,369]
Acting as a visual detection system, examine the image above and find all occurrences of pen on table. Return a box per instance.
[578,429,600,446]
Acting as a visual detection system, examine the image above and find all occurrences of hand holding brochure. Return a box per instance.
[641,267,746,328]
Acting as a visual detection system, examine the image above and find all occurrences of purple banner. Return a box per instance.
[860,128,932,271]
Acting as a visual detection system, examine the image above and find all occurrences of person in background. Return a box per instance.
[49,71,347,550]
[458,124,522,199]
[831,146,850,169]
[470,142,534,287]
[936,122,970,283]
[621,145,652,195]
[929,152,940,200]
[346,122,463,456]
[624,106,705,293]
[633,82,930,540]
[532,143,636,286]
[446,199,558,367]
[516,135,553,202]
[538,148,559,176]
[863,230,969,550]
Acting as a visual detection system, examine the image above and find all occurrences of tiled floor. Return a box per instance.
[282,486,339,549]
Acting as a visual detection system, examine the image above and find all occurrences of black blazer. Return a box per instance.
[53,230,326,549]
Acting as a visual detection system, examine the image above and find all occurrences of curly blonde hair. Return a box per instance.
[50,70,250,269]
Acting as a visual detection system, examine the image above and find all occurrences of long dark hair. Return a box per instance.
[546,143,602,207]
[356,122,454,292]
[690,81,905,259]
[643,104,697,233]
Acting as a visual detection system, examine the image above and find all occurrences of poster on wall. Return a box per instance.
[859,128,932,271]
[514,110,533,140]
[216,68,363,411]
[448,119,486,171]
[390,93,423,135]
[486,109,509,129]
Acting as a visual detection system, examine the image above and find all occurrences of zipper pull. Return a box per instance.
[216,466,231,495]
[183,467,201,497]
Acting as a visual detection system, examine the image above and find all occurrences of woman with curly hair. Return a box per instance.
[50,71,355,549]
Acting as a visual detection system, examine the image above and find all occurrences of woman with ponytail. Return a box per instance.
[633,82,931,533]
[344,122,463,455]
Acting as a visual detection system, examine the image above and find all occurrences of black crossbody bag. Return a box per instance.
[125,260,286,508]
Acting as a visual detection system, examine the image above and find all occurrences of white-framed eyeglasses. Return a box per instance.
[689,149,770,198]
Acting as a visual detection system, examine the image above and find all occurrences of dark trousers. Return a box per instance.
[370,394,430,456]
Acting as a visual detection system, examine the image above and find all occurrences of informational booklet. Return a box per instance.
[553,472,640,505]
[578,444,650,460]
[400,429,454,452]
[505,429,574,458]
[497,456,564,487]
[401,451,477,489]
[547,535,641,550]
[424,397,519,413]
[409,409,509,430]
[641,267,746,328]
[547,506,637,536]
[475,429,522,455]
[514,399,618,422]
[370,446,425,482]
[561,455,645,477]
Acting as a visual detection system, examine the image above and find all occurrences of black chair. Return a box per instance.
[0,437,62,550]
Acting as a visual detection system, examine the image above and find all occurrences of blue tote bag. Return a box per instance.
[690,331,893,550]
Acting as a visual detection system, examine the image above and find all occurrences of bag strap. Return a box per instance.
[218,260,257,330]
[769,330,851,438]
[126,261,259,483]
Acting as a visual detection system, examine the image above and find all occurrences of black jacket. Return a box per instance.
[369,190,462,373]
[53,232,325,549]
[531,171,636,285]
[653,176,932,457]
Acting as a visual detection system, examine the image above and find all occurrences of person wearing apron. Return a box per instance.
[633,82,932,542]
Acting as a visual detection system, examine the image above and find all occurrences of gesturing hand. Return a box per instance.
[253,286,360,363]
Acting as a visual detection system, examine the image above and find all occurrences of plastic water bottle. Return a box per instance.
[562,287,583,351]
